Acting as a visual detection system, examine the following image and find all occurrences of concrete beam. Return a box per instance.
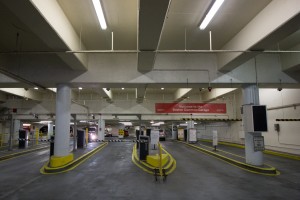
[0,73,18,83]
[281,43,300,71]
[138,0,170,72]
[218,0,300,72]
[136,88,146,103]
[30,0,88,70]
[1,0,87,70]
[202,88,237,102]
[174,88,192,102]
[70,89,77,100]
[0,88,42,101]
[102,88,113,103]
[0,92,6,103]
[137,51,156,72]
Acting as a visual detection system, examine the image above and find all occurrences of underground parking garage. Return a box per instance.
[1,0,300,199]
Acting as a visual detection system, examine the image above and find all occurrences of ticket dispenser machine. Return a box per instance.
[77,130,85,148]
[18,130,27,148]
[139,135,149,160]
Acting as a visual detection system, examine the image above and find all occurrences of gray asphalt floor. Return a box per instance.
[0,140,299,200]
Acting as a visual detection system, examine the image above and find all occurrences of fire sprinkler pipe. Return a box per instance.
[1,50,300,54]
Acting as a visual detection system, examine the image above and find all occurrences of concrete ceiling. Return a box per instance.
[0,0,300,104]
[57,0,273,51]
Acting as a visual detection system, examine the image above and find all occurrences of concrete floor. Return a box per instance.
[0,141,299,200]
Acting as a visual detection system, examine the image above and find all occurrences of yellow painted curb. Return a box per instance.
[178,141,279,176]
[50,153,74,167]
[199,139,300,161]
[40,143,108,174]
[0,146,49,162]
[146,154,168,168]
[131,144,176,175]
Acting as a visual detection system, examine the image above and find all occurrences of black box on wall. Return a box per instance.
[243,105,268,132]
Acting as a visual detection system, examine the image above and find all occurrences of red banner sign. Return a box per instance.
[155,103,226,114]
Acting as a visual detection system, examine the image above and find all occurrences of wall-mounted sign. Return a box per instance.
[253,136,265,151]
[178,128,184,140]
[151,130,159,145]
[188,128,197,143]
[155,103,226,114]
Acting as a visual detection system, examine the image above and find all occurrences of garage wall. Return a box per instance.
[196,121,244,144]
[198,88,300,155]
[260,89,300,155]
[6,88,300,155]
[3,91,234,120]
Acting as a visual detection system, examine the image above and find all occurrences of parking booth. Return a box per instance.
[184,129,187,141]
[188,128,197,143]
[77,130,85,148]
[139,135,149,160]
[136,130,143,149]
[146,129,151,137]
[118,129,124,139]
[19,130,27,148]
[50,136,55,157]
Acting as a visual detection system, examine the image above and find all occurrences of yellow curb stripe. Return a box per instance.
[131,146,155,174]
[264,150,300,160]
[40,143,108,174]
[162,148,177,175]
[131,144,177,175]
[0,146,49,162]
[177,141,279,176]
[197,142,245,159]
[199,139,300,160]
[190,144,280,176]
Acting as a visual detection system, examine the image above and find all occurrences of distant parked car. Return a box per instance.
[159,130,166,141]
[105,130,112,137]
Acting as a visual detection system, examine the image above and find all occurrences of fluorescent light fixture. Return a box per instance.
[70,122,74,125]
[92,0,107,30]
[39,121,52,124]
[23,123,31,126]
[161,88,164,90]
[121,88,124,90]
[152,121,165,126]
[78,87,82,90]
[80,120,87,123]
[47,88,57,92]
[119,122,132,126]
[199,0,224,30]
[34,87,38,90]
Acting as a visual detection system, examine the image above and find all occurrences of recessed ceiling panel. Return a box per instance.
[58,0,137,50]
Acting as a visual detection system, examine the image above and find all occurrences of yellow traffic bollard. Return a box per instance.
[158,142,163,177]
[85,128,89,146]
[35,128,39,145]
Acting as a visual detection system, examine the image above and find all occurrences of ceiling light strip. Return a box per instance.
[199,0,224,30]
[92,0,107,30]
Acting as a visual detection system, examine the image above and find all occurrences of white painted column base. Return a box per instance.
[54,84,72,158]
[243,85,264,166]
[245,132,263,165]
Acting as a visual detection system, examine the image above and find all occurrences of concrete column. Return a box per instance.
[47,122,54,139]
[8,115,14,151]
[171,123,177,140]
[187,120,194,129]
[242,85,263,166]
[187,120,194,141]
[51,84,73,167]
[14,119,21,141]
[72,114,77,151]
[98,119,105,141]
